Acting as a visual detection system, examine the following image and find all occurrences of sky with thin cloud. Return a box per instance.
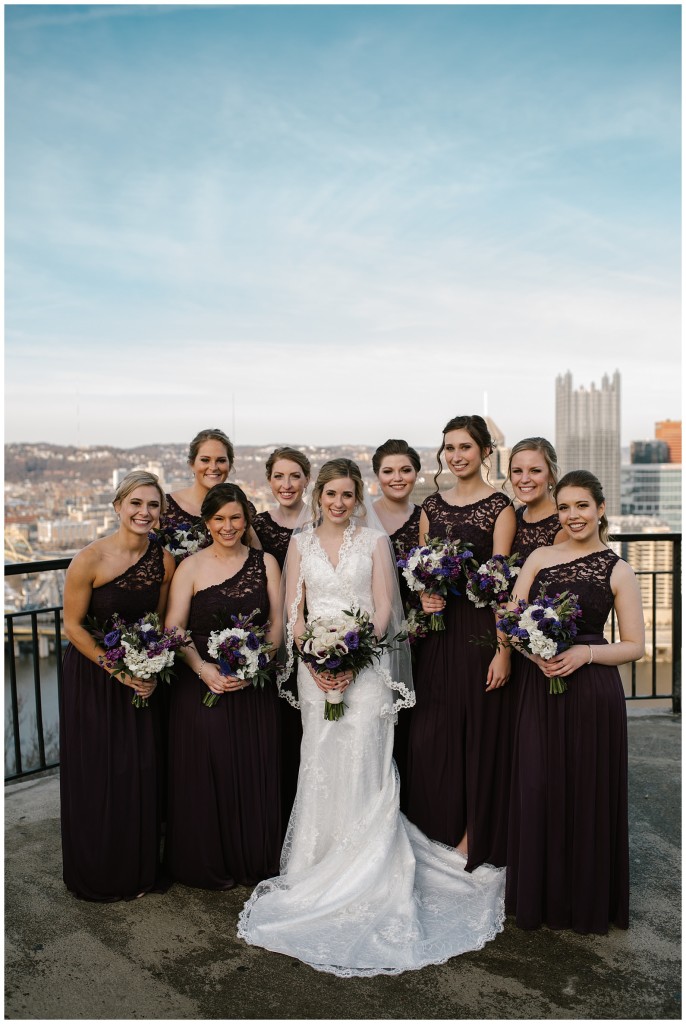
[5,3,681,450]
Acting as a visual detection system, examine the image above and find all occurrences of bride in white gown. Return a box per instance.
[238,459,505,977]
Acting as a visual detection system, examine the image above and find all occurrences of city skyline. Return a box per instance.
[5,4,681,448]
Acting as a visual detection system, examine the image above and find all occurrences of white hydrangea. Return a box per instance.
[121,640,174,680]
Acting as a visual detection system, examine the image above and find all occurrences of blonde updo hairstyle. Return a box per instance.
[113,470,166,515]
[554,470,610,544]
[265,446,311,480]
[187,428,234,468]
[311,458,366,520]
[507,436,559,491]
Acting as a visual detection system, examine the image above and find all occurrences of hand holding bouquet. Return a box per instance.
[465,554,521,610]
[90,612,191,707]
[204,609,273,707]
[497,589,582,694]
[398,536,474,631]
[298,608,402,721]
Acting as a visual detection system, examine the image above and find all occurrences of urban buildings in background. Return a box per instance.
[555,370,621,515]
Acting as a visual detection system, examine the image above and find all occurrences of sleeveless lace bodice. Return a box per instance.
[513,506,562,563]
[188,549,269,653]
[253,512,292,569]
[294,525,380,620]
[88,542,164,624]
[389,506,421,562]
[530,549,620,635]
[422,492,511,564]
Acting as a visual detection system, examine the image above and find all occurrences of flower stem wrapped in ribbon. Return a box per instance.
[464,553,521,611]
[497,588,582,694]
[298,608,405,721]
[204,608,273,707]
[88,612,191,707]
[397,536,474,631]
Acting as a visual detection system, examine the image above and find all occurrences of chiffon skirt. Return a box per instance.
[506,636,629,933]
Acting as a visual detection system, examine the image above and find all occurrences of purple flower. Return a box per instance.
[257,653,268,669]
[344,631,360,650]
[246,633,260,651]
[103,630,121,648]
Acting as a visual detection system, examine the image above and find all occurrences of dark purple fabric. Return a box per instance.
[252,511,291,570]
[60,543,166,901]
[165,549,281,889]
[506,550,629,933]
[406,493,513,870]
[512,506,563,563]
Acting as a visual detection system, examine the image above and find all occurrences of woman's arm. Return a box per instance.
[263,552,283,654]
[491,502,516,558]
[155,549,177,620]
[418,509,430,546]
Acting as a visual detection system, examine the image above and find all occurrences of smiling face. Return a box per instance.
[509,449,553,506]
[190,440,231,491]
[206,501,247,548]
[556,486,604,542]
[376,454,417,503]
[443,428,484,480]
[115,485,163,534]
[319,477,357,526]
[269,458,309,509]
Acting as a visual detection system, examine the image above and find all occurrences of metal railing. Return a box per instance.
[4,538,682,782]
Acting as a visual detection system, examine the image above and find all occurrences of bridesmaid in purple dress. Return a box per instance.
[60,471,176,900]
[160,428,259,562]
[253,447,311,834]
[406,415,516,871]
[506,470,644,933]
[164,484,282,889]
[371,439,422,811]
[508,437,564,562]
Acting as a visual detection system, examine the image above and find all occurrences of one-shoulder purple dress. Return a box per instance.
[166,548,281,889]
[506,549,629,934]
[60,542,166,901]
[406,491,513,871]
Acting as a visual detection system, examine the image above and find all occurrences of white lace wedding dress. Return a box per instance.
[237,524,505,977]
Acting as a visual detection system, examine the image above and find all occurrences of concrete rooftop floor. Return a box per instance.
[4,710,681,1021]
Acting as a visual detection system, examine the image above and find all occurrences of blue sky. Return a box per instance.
[5,3,681,450]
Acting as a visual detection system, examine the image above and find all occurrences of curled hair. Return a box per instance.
[434,415,493,490]
[265,446,311,480]
[201,483,253,543]
[372,439,421,476]
[113,471,166,514]
[311,459,366,520]
[554,470,610,544]
[507,437,559,488]
[187,428,234,467]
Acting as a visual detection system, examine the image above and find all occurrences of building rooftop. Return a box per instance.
[5,711,681,1021]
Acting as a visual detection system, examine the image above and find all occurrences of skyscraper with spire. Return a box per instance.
[555,370,621,515]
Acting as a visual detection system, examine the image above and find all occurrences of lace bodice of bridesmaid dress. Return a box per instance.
[88,542,164,623]
[513,506,563,562]
[530,549,620,635]
[253,512,292,569]
[188,549,269,649]
[422,492,511,564]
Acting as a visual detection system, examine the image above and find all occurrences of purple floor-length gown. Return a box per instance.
[406,491,512,871]
[506,549,629,934]
[253,511,301,837]
[60,542,166,901]
[166,548,281,889]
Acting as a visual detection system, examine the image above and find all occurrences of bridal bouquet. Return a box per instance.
[404,606,430,646]
[465,554,521,610]
[153,522,209,562]
[497,589,582,694]
[204,609,273,707]
[298,608,400,721]
[397,536,474,631]
[89,612,191,707]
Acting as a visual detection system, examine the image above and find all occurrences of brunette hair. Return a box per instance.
[507,437,559,488]
[311,459,366,519]
[372,439,421,476]
[187,428,234,467]
[434,415,493,490]
[201,483,253,543]
[554,470,610,544]
[265,446,311,480]
[113,471,166,514]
